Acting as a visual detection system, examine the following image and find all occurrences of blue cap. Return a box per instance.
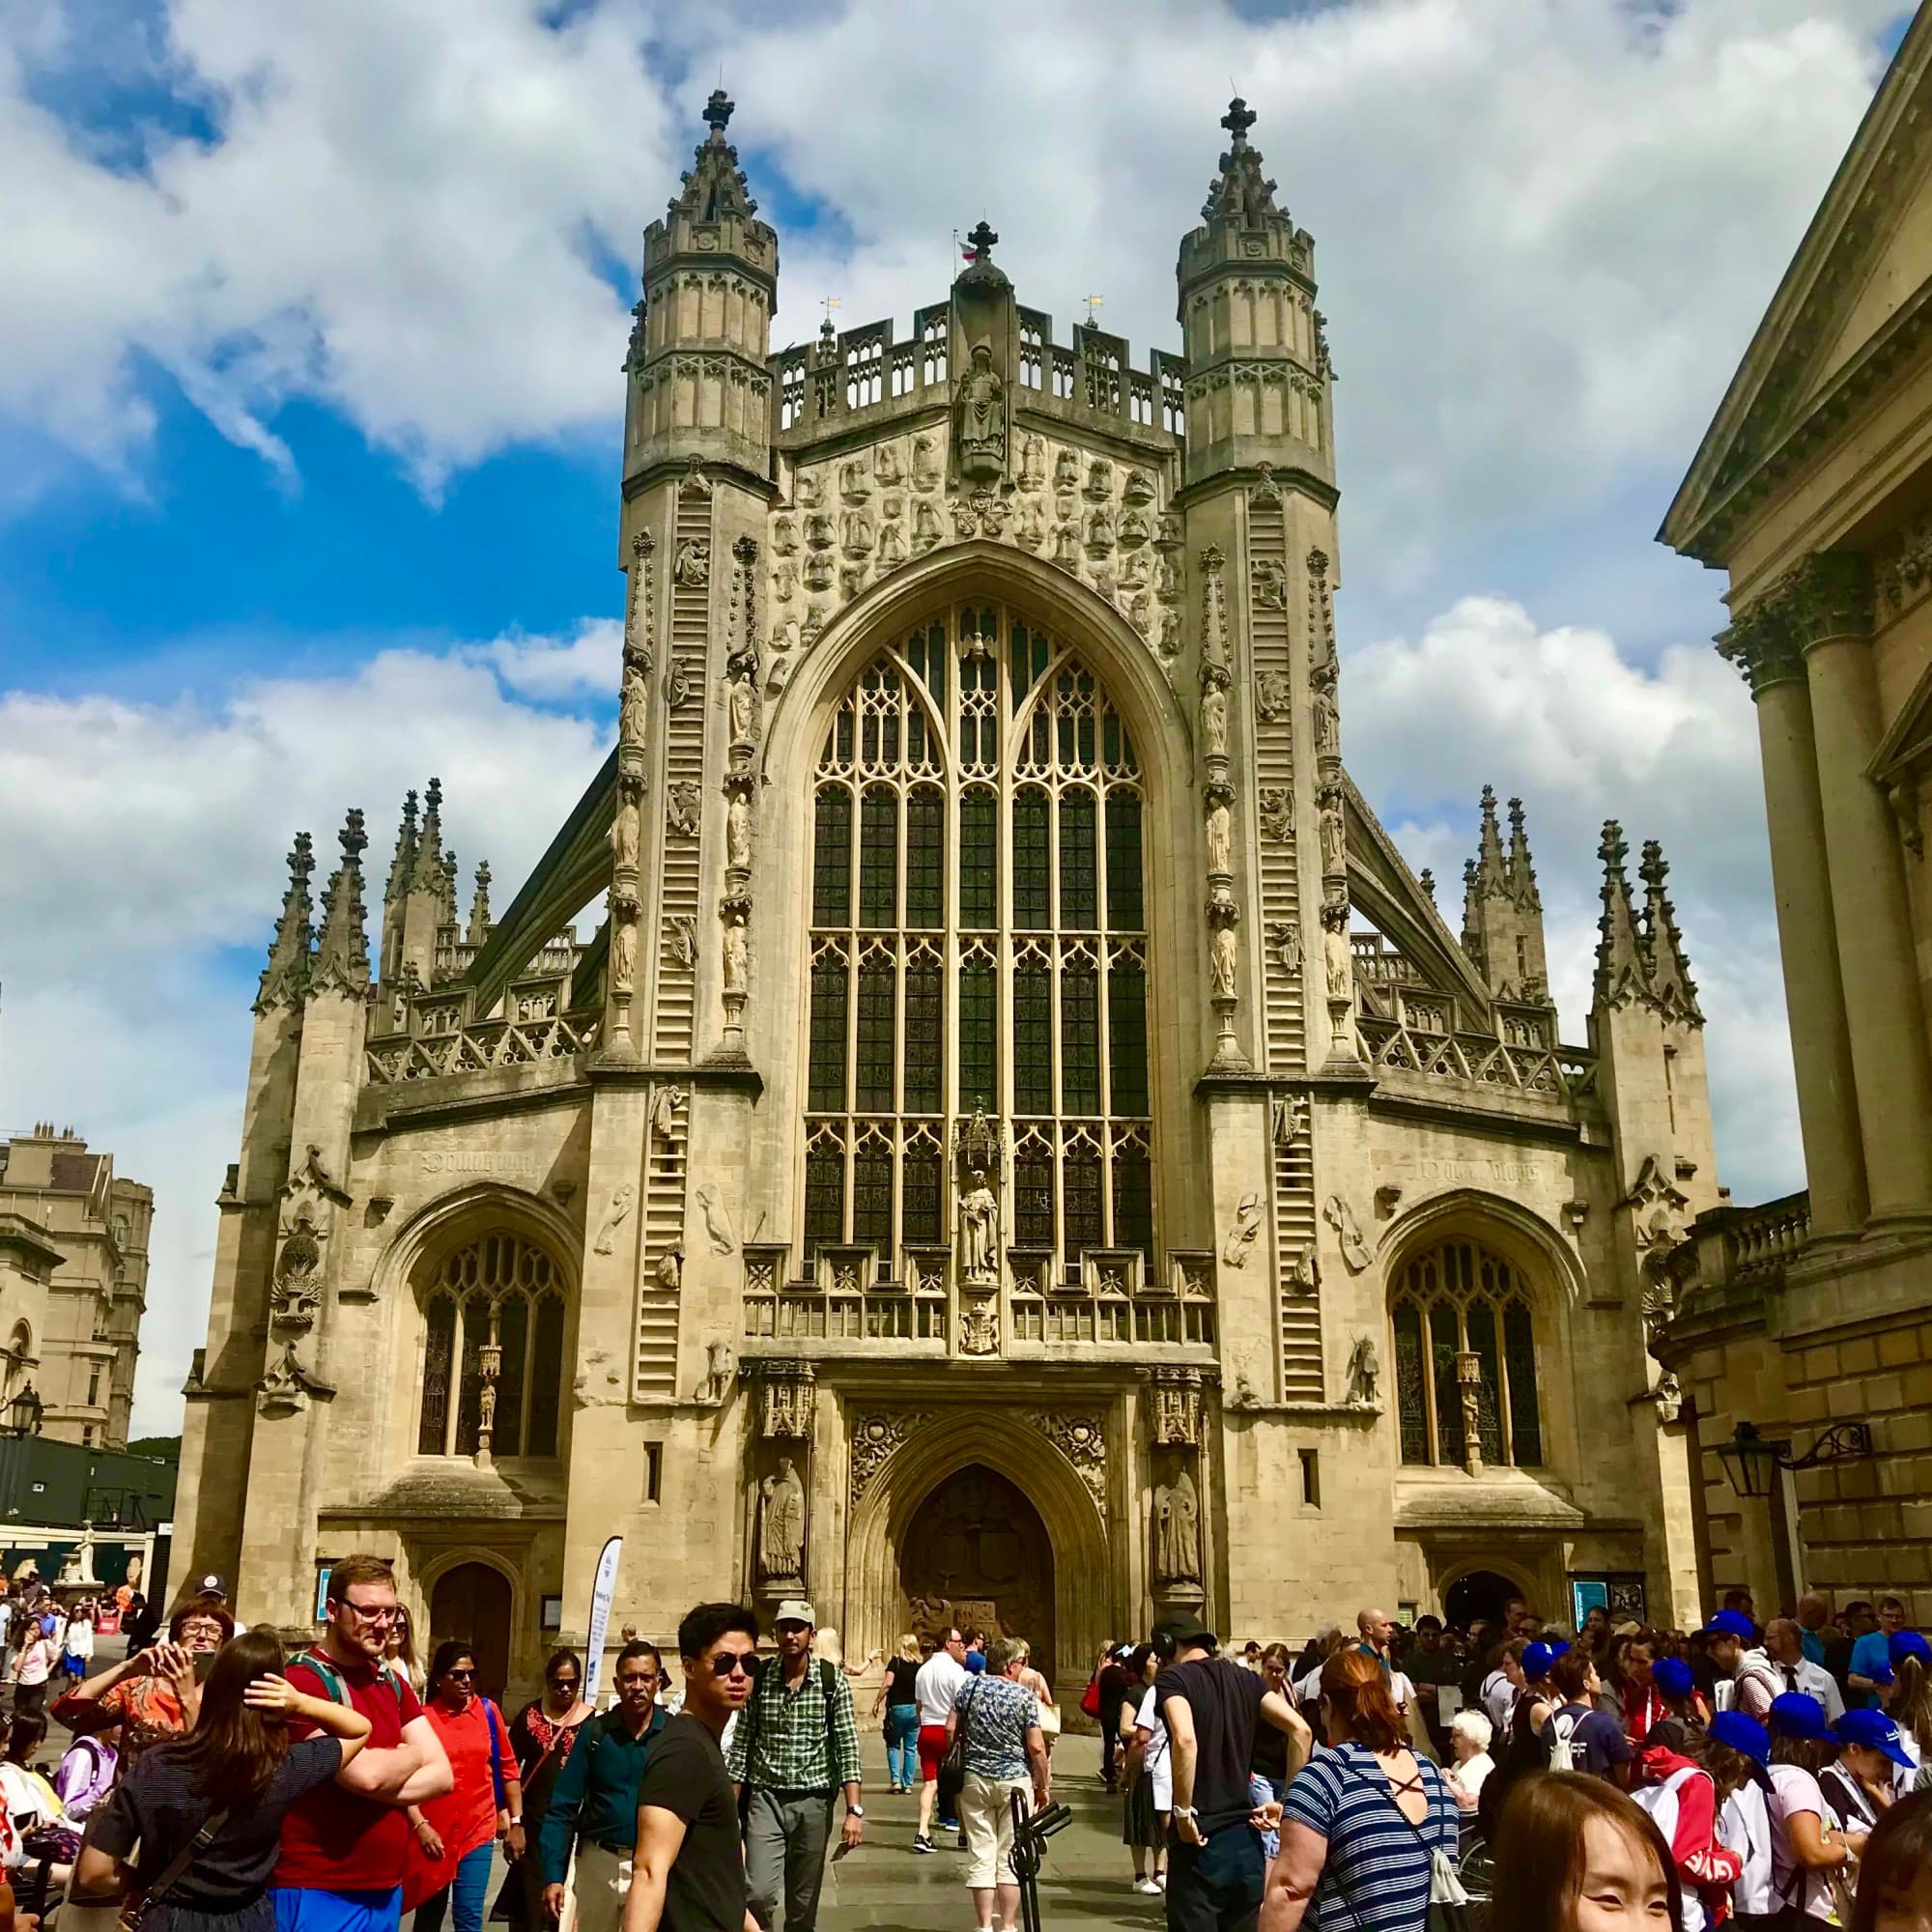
[1834,1708,1915,1768]
[1868,1660,1897,1688]
[1769,1691,1832,1742]
[1710,1711,1771,1767]
[1652,1656,1694,1698]
[1550,1638,1573,1657]
[1522,1642,1559,1680]
[1889,1630,1931,1668]
[1702,1610,1755,1642]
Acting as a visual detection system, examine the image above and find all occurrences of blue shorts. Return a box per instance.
[270,1888,402,1932]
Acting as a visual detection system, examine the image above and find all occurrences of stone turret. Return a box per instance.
[257,834,315,1013]
[1175,99,1331,491]
[626,90,779,497]
[1462,786,1550,1003]
[467,861,493,949]
[381,779,445,996]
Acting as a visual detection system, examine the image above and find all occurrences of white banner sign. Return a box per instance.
[582,1535,624,1704]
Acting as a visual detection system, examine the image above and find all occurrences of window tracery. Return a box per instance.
[417,1233,566,1459]
[1391,1237,1543,1468]
[804,605,1152,1278]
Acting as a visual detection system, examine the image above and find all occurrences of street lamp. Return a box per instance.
[1716,1418,1873,1499]
[5,1387,43,1437]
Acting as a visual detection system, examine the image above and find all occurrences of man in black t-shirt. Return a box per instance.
[623,1603,760,1932]
[1156,1611,1310,1932]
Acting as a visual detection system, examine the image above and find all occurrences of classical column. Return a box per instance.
[1791,554,1932,1223]
[1719,601,1867,1237]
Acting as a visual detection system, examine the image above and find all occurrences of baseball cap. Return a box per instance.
[1709,1711,1771,1767]
[774,1600,815,1627]
[1768,1692,1832,1742]
[1152,1610,1216,1653]
[1889,1630,1932,1667]
[1833,1708,1915,1768]
[1652,1657,1694,1699]
[1521,1642,1560,1681]
[197,1574,227,1597]
[1701,1610,1754,1642]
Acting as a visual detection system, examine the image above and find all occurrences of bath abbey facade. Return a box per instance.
[175,96,1719,1694]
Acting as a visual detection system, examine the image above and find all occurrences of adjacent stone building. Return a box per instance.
[176,97,1723,1694]
[0,1126,153,1450]
[1658,10,1932,1621]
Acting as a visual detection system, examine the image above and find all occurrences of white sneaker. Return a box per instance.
[1134,1877,1159,1894]
[1155,1873,1167,1891]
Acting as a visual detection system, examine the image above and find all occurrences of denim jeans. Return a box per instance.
[413,1840,494,1932]
[884,1703,920,1788]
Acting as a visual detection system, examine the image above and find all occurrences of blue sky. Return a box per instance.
[0,0,1908,1432]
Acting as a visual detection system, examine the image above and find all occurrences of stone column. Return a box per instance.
[1790,554,1932,1223]
[1720,603,1867,1236]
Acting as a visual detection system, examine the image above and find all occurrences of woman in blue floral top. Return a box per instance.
[949,1636,1052,1932]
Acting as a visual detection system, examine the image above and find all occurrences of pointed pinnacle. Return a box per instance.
[256,832,317,1011]
[1221,97,1257,146]
[1599,819,1629,870]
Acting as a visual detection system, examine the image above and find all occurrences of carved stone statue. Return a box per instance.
[620,665,649,745]
[876,441,902,486]
[840,508,873,556]
[696,1181,736,1255]
[1209,920,1238,997]
[758,1457,806,1584]
[913,499,944,552]
[913,435,942,492]
[956,344,1006,478]
[726,793,753,871]
[1323,1194,1373,1272]
[1221,1191,1263,1266]
[1206,794,1232,876]
[959,1169,1000,1287]
[648,1084,685,1143]
[667,782,700,838]
[1152,1463,1203,1584]
[1201,683,1229,759]
[1054,446,1079,493]
[1017,435,1045,490]
[701,1338,734,1404]
[1319,789,1346,872]
[722,911,750,998]
[728,674,755,746]
[1267,920,1302,976]
[1314,678,1340,754]
[656,1246,683,1291]
[665,914,698,969]
[1050,522,1079,569]
[611,799,639,872]
[1346,1335,1381,1408]
[673,540,710,587]
[839,457,870,501]
[611,916,638,991]
[876,519,908,568]
[593,1183,636,1257]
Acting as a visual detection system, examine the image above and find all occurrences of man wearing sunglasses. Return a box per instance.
[539,1642,669,1932]
[270,1554,453,1932]
[624,1604,761,1932]
[726,1601,863,1932]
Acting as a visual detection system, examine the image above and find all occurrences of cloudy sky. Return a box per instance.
[0,0,1904,1434]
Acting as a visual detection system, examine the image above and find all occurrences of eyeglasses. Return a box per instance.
[548,1676,581,1690]
[445,1667,476,1680]
[707,1652,759,1678]
[339,1601,399,1624]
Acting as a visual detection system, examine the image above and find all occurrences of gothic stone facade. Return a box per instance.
[175,98,1717,1694]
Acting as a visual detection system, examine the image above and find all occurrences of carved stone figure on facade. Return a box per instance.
[960,1304,999,1356]
[665,656,691,709]
[771,559,796,604]
[1346,1335,1381,1408]
[673,540,710,587]
[955,343,1007,479]
[700,1337,733,1403]
[1252,558,1288,609]
[1271,1092,1309,1148]
[1267,919,1302,976]
[593,1183,636,1257]
[726,792,753,872]
[1128,589,1151,636]
[1321,895,1352,999]
[758,1457,806,1584]
[1016,498,1046,550]
[1200,681,1229,759]
[656,1246,684,1292]
[876,441,902,486]
[840,508,874,557]
[621,664,649,746]
[696,1180,736,1255]
[1050,523,1079,570]
[1258,789,1293,841]
[1221,1191,1263,1266]
[1091,559,1117,604]
[1313,674,1340,756]
[839,456,871,502]
[1158,609,1182,657]
[773,515,798,555]
[876,518,908,569]
[913,435,942,492]
[913,499,944,554]
[727,673,756,748]
[1152,1463,1203,1585]
[611,914,638,991]
[1209,916,1238,997]
[1054,446,1079,493]
[804,510,835,552]
[959,1169,1000,1288]
[1156,554,1180,606]
[1205,786,1234,876]
[1119,546,1150,591]
[1285,1243,1319,1295]
[1085,504,1116,555]
[1319,785,1347,873]
[1120,508,1152,551]
[667,782,701,838]
[769,615,800,659]
[665,914,698,970]
[721,908,750,999]
[1254,672,1293,724]
[1017,435,1045,490]
[649,1084,685,1144]
[1083,458,1113,501]
[1122,467,1154,506]
[803,549,835,593]
[1323,1194,1373,1272]
[801,606,826,650]
[796,468,825,509]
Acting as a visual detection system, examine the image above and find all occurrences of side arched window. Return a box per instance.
[1391,1238,1542,1468]
[418,1234,567,1459]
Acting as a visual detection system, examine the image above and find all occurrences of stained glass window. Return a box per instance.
[417,1234,564,1461]
[1392,1239,1543,1469]
[804,608,1152,1274]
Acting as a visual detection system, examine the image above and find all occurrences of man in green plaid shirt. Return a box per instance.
[726,1600,864,1932]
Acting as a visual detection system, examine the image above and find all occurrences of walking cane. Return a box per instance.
[1008,1790,1073,1932]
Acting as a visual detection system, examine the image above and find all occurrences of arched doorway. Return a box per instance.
[1445,1569,1520,1632]
[898,1464,1054,1677]
[429,1561,513,1701]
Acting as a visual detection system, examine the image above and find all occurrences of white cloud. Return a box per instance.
[1344,594,1801,1203]
[0,0,1902,567]
[468,618,622,702]
[0,635,614,1431]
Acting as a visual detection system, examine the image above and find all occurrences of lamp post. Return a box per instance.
[6,1387,43,1437]
[1716,1419,1873,1498]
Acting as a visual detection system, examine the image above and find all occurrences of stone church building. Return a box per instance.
[175,97,1719,1694]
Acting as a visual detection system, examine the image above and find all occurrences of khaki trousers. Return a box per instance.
[563,1840,633,1932]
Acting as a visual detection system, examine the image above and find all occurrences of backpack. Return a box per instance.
[738,1659,840,1780]
[289,1646,408,1712]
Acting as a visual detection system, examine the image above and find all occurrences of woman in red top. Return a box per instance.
[403,1643,522,1932]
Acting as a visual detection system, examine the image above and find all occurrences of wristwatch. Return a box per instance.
[846,1805,865,1818]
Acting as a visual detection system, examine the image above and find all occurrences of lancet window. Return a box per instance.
[1391,1238,1543,1468]
[805,606,1153,1277]
[418,1233,566,1459]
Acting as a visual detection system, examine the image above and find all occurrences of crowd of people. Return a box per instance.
[0,1564,1922,1932]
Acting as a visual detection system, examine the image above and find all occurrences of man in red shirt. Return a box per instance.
[270,1554,453,1932]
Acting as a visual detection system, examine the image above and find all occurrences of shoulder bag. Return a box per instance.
[116,1806,231,1932]
[945,1683,975,1776]
[1384,1754,1474,1932]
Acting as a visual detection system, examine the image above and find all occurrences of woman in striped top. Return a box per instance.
[1260,1649,1459,1932]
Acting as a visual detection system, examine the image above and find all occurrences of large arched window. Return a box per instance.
[1391,1237,1543,1468]
[805,605,1152,1277]
[418,1234,567,1459]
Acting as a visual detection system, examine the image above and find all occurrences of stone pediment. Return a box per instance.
[1394,1471,1587,1534]
[1662,12,1932,563]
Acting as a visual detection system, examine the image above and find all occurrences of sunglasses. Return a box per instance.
[445,1667,476,1680]
[549,1676,581,1690]
[707,1652,760,1678]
